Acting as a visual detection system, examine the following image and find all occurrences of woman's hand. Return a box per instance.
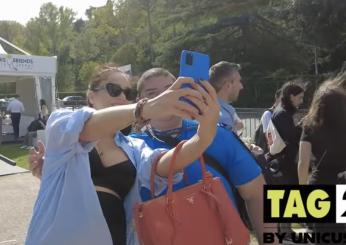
[28,141,45,179]
[143,77,207,121]
[193,80,220,146]
[156,80,220,177]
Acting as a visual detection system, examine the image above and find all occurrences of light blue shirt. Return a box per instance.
[25,107,179,245]
[218,98,236,131]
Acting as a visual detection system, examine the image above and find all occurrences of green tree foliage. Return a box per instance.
[23,3,77,91]
[0,21,26,52]
[1,0,345,106]
[78,61,99,89]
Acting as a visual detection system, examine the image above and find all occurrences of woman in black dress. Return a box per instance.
[298,83,346,244]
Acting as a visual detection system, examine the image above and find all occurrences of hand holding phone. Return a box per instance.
[179,50,210,113]
[179,50,210,83]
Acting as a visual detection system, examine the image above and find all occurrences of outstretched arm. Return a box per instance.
[156,81,220,177]
[80,77,203,142]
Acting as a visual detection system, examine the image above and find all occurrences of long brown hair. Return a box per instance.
[280,82,304,112]
[303,86,346,140]
[328,71,346,91]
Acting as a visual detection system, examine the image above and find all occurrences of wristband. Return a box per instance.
[134,98,150,130]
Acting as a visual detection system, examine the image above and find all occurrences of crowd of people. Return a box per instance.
[258,72,346,243]
[25,59,346,245]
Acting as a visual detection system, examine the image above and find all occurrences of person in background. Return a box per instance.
[261,89,281,136]
[40,99,49,122]
[298,82,346,244]
[209,61,244,133]
[6,94,25,140]
[22,114,45,148]
[270,82,304,185]
[269,82,304,237]
[255,89,281,153]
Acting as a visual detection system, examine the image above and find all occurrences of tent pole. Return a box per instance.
[34,76,42,116]
[51,75,56,110]
[0,37,31,55]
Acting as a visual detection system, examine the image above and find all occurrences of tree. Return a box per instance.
[24,3,77,91]
[0,21,26,53]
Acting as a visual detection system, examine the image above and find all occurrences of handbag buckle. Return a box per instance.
[225,237,233,245]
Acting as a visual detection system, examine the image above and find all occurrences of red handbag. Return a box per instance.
[134,141,250,245]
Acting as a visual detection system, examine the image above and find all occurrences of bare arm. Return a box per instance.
[80,104,136,141]
[298,141,312,185]
[238,175,279,245]
[80,78,203,142]
[28,141,45,179]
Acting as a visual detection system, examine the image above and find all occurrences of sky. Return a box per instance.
[0,0,108,25]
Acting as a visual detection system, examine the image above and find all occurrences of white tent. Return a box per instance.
[0,37,57,137]
[0,44,7,54]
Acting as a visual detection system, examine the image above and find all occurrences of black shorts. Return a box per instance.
[97,191,126,245]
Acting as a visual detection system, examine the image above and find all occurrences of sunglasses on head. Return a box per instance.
[90,83,136,100]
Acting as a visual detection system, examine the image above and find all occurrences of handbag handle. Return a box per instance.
[150,140,210,200]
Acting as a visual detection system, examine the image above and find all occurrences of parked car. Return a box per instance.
[62,96,86,107]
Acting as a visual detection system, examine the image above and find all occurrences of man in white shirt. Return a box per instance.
[7,95,25,140]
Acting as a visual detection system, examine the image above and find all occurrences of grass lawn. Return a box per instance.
[0,143,29,169]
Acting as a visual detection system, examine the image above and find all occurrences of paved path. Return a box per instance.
[0,173,39,245]
[0,172,261,245]
[0,160,28,177]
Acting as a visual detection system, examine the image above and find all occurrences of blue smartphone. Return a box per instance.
[179,50,210,114]
[179,50,210,82]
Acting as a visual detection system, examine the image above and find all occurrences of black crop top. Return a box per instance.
[89,148,136,199]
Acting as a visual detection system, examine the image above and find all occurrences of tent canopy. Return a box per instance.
[0,38,57,138]
[0,44,7,54]
[0,52,57,117]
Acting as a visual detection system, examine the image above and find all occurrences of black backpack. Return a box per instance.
[27,118,45,132]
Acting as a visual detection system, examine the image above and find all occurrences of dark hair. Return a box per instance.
[270,89,282,110]
[209,61,241,92]
[86,64,123,107]
[280,82,304,112]
[303,87,346,140]
[40,99,46,106]
[137,68,176,96]
[327,71,346,91]
[275,89,281,100]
